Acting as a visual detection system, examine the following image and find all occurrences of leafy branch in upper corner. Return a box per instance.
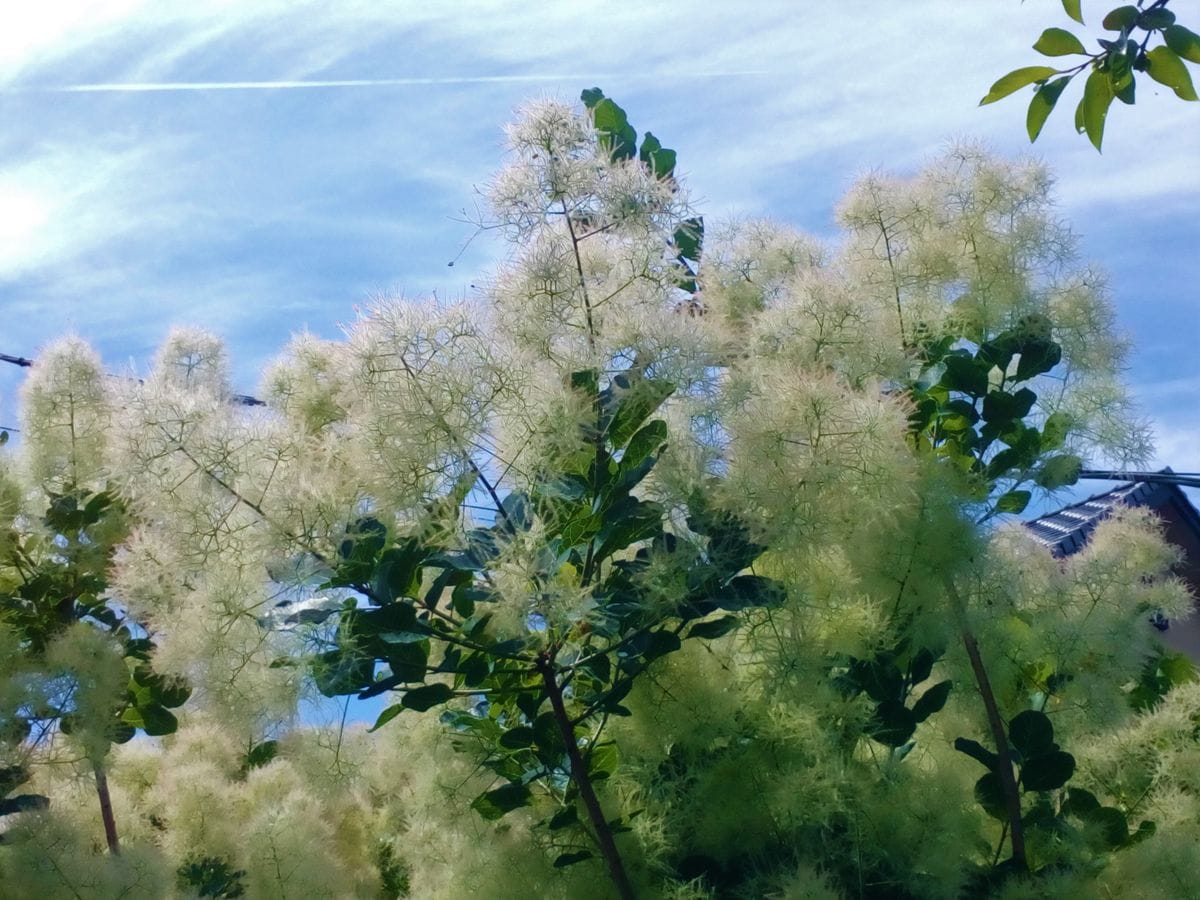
[982,1,1199,149]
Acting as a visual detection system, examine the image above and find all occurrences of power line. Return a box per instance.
[0,349,264,407]
[1079,470,1200,490]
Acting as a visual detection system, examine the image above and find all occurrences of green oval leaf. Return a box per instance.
[402,683,455,712]
[1101,5,1138,31]
[554,851,594,868]
[1061,0,1084,25]
[912,680,953,723]
[981,66,1060,106]
[368,704,404,733]
[1165,24,1200,64]
[471,782,532,820]
[1009,709,1055,758]
[686,614,741,640]
[975,771,1008,820]
[122,703,178,737]
[499,726,535,749]
[1022,749,1076,791]
[548,805,579,831]
[1146,46,1199,100]
[1034,28,1086,56]
[996,490,1032,514]
[243,740,279,771]
[1027,76,1073,141]
[1137,8,1176,31]
[1081,66,1115,150]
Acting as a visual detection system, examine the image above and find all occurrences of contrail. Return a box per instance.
[25,72,771,93]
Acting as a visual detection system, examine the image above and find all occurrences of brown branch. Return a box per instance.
[93,760,120,855]
[537,652,635,900]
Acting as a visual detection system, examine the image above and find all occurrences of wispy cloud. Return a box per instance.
[17,71,773,92]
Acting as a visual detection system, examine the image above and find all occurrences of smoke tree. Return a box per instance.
[1,91,1198,898]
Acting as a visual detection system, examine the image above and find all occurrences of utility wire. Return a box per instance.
[0,348,264,410]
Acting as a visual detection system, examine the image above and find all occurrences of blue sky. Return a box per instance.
[1,0,1198,495]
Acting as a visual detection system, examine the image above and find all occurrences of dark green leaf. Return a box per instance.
[996,490,1032,514]
[548,805,579,830]
[1083,805,1132,848]
[639,132,676,178]
[955,737,1001,772]
[1034,28,1086,56]
[975,771,1008,820]
[368,704,405,733]
[383,639,430,684]
[1014,339,1062,381]
[312,649,375,697]
[0,765,30,796]
[1146,46,1198,100]
[1101,6,1138,31]
[554,851,594,868]
[941,354,990,396]
[242,740,279,771]
[608,378,676,450]
[912,680,953,722]
[981,66,1059,105]
[1027,76,1072,141]
[533,711,566,754]
[580,88,605,109]
[869,700,917,747]
[122,703,178,737]
[1137,8,1175,30]
[471,782,532,820]
[1165,24,1200,64]
[673,218,704,262]
[909,648,935,685]
[687,615,741,641]
[595,498,664,562]
[586,742,619,780]
[621,419,668,473]
[500,726,535,749]
[591,98,638,160]
[1061,787,1100,817]
[402,683,455,712]
[1080,67,1115,150]
[1009,710,1055,758]
[461,653,490,687]
[1129,819,1157,845]
[0,794,49,817]
[1022,750,1076,791]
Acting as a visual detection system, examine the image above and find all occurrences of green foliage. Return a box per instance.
[837,641,952,749]
[177,856,247,898]
[0,486,189,848]
[907,317,1077,517]
[985,0,1198,149]
[305,364,784,891]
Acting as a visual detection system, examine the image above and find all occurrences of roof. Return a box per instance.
[1024,470,1200,558]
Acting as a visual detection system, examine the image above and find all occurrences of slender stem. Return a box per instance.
[960,625,1026,869]
[537,653,635,900]
[561,199,597,354]
[941,573,1025,869]
[93,760,120,855]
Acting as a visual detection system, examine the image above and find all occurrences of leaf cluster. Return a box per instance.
[983,1,1198,148]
